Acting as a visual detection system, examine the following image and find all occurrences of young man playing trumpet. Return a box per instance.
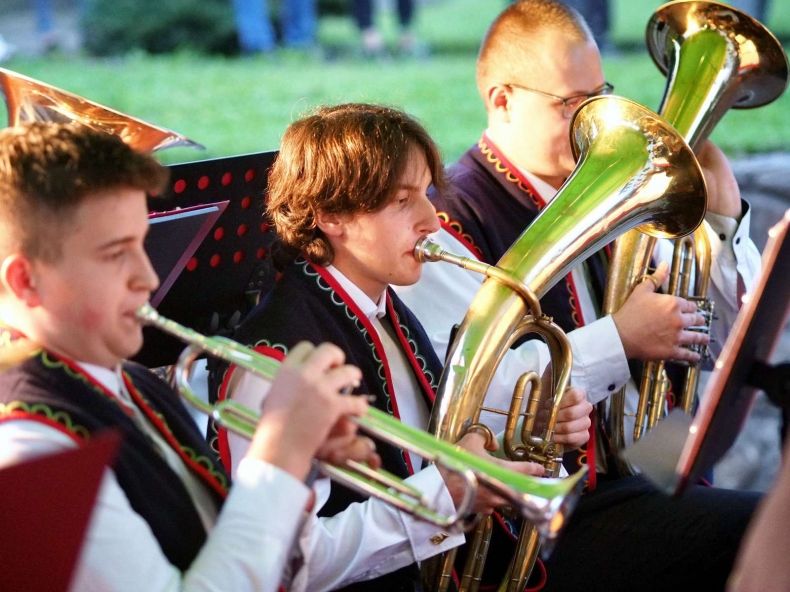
[220,102,593,591]
[396,1,762,590]
[0,122,379,592]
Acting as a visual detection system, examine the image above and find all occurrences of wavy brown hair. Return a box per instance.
[0,122,168,262]
[267,103,445,265]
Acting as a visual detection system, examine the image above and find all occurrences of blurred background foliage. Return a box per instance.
[0,0,788,164]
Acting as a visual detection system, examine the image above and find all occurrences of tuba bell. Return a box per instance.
[599,0,789,474]
[0,67,203,152]
[419,95,707,592]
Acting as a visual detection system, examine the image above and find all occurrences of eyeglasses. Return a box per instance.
[506,81,614,118]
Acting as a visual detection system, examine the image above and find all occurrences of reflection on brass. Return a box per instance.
[0,67,203,152]
[137,303,586,534]
[419,95,705,591]
[600,1,788,477]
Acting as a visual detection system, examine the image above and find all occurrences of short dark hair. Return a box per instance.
[477,0,593,101]
[267,103,445,265]
[0,122,168,262]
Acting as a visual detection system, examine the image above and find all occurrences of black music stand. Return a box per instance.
[135,151,280,368]
[622,210,790,494]
[0,431,120,592]
[146,202,228,307]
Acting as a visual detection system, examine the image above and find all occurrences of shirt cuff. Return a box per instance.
[568,316,630,405]
[399,465,466,561]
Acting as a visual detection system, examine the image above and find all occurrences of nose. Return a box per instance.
[131,247,160,294]
[416,194,440,235]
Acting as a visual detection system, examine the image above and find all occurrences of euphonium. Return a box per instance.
[419,95,707,592]
[0,67,203,152]
[135,302,587,533]
[600,1,789,472]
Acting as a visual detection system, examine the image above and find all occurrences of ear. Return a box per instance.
[315,211,346,239]
[487,83,513,122]
[0,254,42,307]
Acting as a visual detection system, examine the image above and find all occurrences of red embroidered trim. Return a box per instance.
[217,345,286,472]
[0,412,83,445]
[437,215,484,261]
[49,354,138,419]
[563,274,585,328]
[385,295,436,405]
[123,374,228,499]
[477,134,546,209]
[311,263,416,475]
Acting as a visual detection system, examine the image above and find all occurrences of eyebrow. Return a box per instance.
[96,236,137,252]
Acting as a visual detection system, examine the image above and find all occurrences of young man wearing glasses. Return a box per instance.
[395,0,762,590]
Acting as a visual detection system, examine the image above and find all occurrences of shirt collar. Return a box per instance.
[325,265,388,321]
[75,361,124,397]
[519,167,559,203]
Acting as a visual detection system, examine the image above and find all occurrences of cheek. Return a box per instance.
[75,305,109,332]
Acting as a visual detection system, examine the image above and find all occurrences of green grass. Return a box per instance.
[1,0,788,164]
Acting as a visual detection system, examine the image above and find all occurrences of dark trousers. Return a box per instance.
[351,0,414,29]
[541,474,760,591]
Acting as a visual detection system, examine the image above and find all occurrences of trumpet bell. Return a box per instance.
[0,67,203,152]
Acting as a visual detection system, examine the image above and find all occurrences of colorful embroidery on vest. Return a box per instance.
[123,373,228,495]
[477,137,543,209]
[300,259,396,416]
[437,212,484,259]
[0,400,90,439]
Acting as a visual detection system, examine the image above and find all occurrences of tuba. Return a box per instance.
[0,67,203,152]
[419,95,707,592]
[600,0,789,474]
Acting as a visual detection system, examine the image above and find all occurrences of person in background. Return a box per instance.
[351,0,425,57]
[232,0,317,55]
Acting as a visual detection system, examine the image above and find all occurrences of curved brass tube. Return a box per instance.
[0,67,203,152]
[421,95,706,591]
[136,303,586,533]
[600,1,789,473]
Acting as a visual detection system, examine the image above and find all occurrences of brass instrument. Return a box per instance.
[419,95,707,591]
[600,0,789,472]
[0,67,203,152]
[136,303,587,533]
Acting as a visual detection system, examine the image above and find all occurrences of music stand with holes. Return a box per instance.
[146,202,228,308]
[135,151,280,368]
[622,211,790,494]
[0,431,121,592]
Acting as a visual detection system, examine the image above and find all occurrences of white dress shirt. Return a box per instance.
[228,264,464,591]
[0,360,312,592]
[395,168,761,443]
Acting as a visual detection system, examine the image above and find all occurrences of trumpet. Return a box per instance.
[136,303,586,534]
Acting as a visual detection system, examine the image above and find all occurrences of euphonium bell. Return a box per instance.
[0,67,203,152]
[135,303,586,534]
[419,95,707,592]
[599,1,789,473]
